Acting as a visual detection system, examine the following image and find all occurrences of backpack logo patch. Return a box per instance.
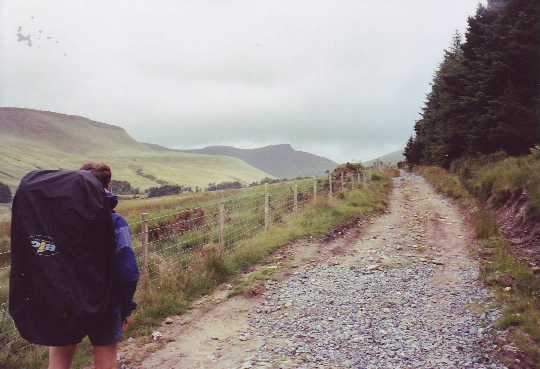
[29,235,59,256]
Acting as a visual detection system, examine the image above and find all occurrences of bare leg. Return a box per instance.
[93,344,117,369]
[48,345,77,369]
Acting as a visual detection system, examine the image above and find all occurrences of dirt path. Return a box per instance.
[123,173,505,369]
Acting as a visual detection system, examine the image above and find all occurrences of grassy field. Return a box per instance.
[419,164,540,367]
[0,178,317,276]
[0,108,271,191]
[0,170,391,369]
[0,136,269,191]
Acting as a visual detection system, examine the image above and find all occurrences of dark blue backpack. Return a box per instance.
[9,170,115,345]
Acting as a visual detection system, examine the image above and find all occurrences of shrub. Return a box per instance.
[260,177,286,184]
[370,173,384,181]
[207,181,243,191]
[135,169,168,186]
[110,180,139,195]
[146,184,192,198]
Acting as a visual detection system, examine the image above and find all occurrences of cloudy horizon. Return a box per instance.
[1,1,485,162]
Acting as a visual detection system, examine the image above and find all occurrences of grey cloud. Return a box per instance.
[1,0,485,162]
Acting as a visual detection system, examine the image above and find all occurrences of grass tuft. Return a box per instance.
[0,176,391,369]
[420,165,540,366]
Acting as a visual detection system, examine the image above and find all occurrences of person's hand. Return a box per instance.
[122,316,134,332]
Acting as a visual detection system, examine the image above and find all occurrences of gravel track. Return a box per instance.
[244,263,502,369]
[131,173,505,369]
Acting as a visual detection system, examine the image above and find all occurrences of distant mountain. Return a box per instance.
[364,149,404,166]
[0,108,269,190]
[183,144,338,178]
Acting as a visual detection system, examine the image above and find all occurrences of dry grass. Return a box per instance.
[452,148,540,217]
[1,176,391,369]
[417,166,472,203]
[473,209,540,365]
[420,165,540,366]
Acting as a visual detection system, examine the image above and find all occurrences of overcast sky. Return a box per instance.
[0,0,484,162]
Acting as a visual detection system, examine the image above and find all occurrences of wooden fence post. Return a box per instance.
[363,169,368,186]
[141,212,149,292]
[313,178,317,202]
[341,172,345,193]
[219,201,225,247]
[357,170,361,188]
[264,183,270,231]
[293,182,298,213]
[328,172,333,197]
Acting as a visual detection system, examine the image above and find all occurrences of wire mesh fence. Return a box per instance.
[0,168,376,362]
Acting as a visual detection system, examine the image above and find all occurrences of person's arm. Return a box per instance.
[115,247,139,319]
[114,216,139,321]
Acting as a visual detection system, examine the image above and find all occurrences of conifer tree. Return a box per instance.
[406,0,539,166]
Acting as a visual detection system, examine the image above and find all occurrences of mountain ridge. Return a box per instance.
[183,144,337,178]
[0,108,269,190]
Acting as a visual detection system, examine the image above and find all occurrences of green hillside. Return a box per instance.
[0,108,270,191]
[183,144,337,178]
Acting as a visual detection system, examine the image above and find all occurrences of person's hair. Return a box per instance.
[80,162,112,188]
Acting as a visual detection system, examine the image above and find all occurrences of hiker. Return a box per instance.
[9,164,139,369]
[48,162,140,369]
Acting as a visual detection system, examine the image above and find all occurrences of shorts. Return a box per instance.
[51,309,123,347]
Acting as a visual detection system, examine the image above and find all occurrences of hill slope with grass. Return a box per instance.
[0,108,269,191]
[183,144,337,178]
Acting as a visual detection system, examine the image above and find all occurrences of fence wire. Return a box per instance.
[0,170,375,362]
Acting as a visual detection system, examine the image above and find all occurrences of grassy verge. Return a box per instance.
[452,148,540,216]
[130,176,390,335]
[418,165,540,367]
[2,176,391,369]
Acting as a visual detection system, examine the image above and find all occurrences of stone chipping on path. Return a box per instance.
[242,265,502,369]
[238,174,506,369]
[132,173,507,369]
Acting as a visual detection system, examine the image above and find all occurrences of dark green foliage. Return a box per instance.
[406,0,540,166]
[135,168,168,186]
[110,179,139,195]
[404,136,422,165]
[0,182,11,203]
[146,184,192,198]
[248,177,286,187]
[207,181,243,191]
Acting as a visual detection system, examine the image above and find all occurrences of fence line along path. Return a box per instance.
[0,168,375,364]
[135,171,373,292]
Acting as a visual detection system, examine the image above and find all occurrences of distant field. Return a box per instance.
[0,177,319,264]
[0,177,325,304]
[116,178,317,227]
